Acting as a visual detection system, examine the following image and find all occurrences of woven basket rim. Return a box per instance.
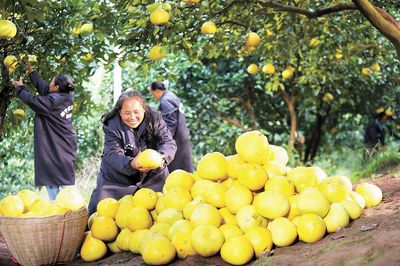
[0,206,88,222]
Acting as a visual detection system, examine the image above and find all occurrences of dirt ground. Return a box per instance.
[1,168,400,266]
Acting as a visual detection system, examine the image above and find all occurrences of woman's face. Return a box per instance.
[120,97,145,128]
[49,77,59,92]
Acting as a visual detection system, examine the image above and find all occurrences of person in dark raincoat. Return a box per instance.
[150,82,193,173]
[88,90,177,215]
[11,59,77,200]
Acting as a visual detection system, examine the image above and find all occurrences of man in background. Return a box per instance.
[150,81,194,173]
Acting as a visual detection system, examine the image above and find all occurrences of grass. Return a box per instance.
[351,145,400,181]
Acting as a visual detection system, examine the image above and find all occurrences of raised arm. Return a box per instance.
[23,58,49,96]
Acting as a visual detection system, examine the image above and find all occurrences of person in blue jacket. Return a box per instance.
[87,90,176,215]
[150,82,194,173]
[11,58,77,200]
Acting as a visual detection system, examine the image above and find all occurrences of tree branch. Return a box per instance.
[353,0,400,59]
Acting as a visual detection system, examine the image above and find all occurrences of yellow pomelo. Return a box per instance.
[253,190,290,219]
[191,225,224,257]
[287,166,326,193]
[235,205,267,233]
[282,68,294,80]
[55,186,85,211]
[163,186,192,211]
[219,224,243,241]
[80,23,93,36]
[244,226,273,258]
[155,194,167,214]
[150,209,158,221]
[118,194,135,206]
[139,231,166,253]
[245,31,261,47]
[17,189,39,211]
[221,177,235,189]
[192,171,201,181]
[219,207,237,225]
[221,236,254,265]
[141,235,176,265]
[91,216,119,242]
[150,8,170,25]
[190,203,221,228]
[340,200,362,220]
[148,45,167,61]
[107,240,122,254]
[324,202,350,233]
[164,169,194,191]
[150,222,171,238]
[4,55,18,68]
[205,182,226,208]
[132,188,157,210]
[226,154,245,179]
[349,191,366,209]
[157,208,183,225]
[44,202,67,216]
[81,53,94,62]
[0,20,17,39]
[225,183,253,214]
[262,64,276,75]
[168,219,193,240]
[30,199,52,216]
[247,63,259,75]
[13,109,26,118]
[264,175,295,199]
[126,206,152,231]
[291,215,301,227]
[319,176,352,203]
[238,162,268,191]
[267,145,289,166]
[287,194,301,220]
[136,149,163,169]
[263,161,288,178]
[171,231,197,259]
[80,233,107,262]
[115,203,133,229]
[97,198,119,219]
[88,212,98,229]
[235,130,270,164]
[201,21,217,34]
[116,228,133,251]
[191,179,213,200]
[197,152,228,181]
[268,217,297,247]
[355,182,382,208]
[297,213,326,243]
[183,197,204,220]
[296,188,330,218]
[0,195,25,216]
[128,229,150,254]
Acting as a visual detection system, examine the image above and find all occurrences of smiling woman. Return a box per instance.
[87,90,177,215]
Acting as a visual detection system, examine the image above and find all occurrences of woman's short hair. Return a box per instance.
[55,74,75,93]
[150,82,166,91]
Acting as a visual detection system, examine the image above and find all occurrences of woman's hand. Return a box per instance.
[22,58,33,73]
[130,157,152,173]
[11,77,24,88]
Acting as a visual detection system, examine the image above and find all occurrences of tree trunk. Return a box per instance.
[304,105,331,163]
[281,91,297,155]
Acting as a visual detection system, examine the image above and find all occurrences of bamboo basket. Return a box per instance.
[0,206,88,266]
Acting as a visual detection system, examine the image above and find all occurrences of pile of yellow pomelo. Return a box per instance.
[82,130,383,265]
[0,186,86,217]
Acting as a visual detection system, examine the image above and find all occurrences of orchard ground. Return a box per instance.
[1,166,400,266]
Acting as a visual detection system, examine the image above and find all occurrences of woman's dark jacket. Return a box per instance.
[88,109,176,215]
[15,71,77,187]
